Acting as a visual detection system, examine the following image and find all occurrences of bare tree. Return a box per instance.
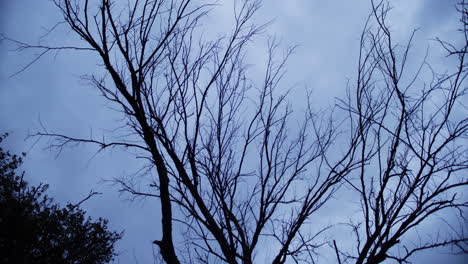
[334,1,468,263]
[4,0,362,263]
[4,0,468,263]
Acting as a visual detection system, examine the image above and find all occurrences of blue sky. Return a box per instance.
[0,0,466,263]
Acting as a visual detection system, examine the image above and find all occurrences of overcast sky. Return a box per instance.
[0,0,466,263]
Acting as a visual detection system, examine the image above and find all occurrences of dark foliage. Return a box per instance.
[0,134,122,264]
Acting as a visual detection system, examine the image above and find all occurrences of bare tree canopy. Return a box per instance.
[2,0,467,263]
[334,1,468,263]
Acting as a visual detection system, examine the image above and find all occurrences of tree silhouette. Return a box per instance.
[0,133,122,264]
[332,1,468,263]
[3,0,467,263]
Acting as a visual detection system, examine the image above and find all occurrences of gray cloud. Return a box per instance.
[1,1,466,263]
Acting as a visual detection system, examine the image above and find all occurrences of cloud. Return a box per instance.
[1,0,466,263]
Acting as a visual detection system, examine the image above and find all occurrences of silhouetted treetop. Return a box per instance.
[0,133,123,264]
